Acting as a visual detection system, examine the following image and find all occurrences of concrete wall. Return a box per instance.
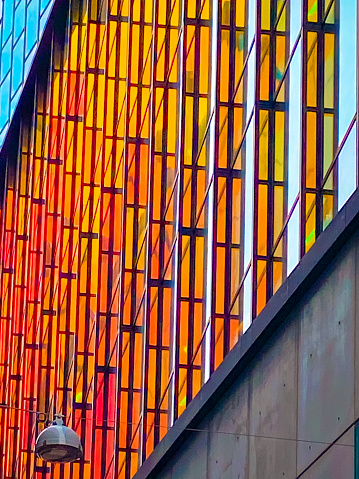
[152,229,359,479]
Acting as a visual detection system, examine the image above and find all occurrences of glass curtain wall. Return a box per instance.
[0,0,54,144]
[0,0,357,478]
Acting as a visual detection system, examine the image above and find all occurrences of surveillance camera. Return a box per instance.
[35,414,83,463]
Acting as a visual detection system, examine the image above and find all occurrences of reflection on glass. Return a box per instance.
[338,123,357,211]
[339,0,357,142]
[288,40,301,209]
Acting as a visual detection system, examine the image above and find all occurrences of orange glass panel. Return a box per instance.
[217,177,227,243]
[257,184,268,256]
[256,260,267,315]
[220,31,230,102]
[259,110,269,180]
[216,247,225,314]
[306,112,317,188]
[195,236,204,299]
[260,35,270,101]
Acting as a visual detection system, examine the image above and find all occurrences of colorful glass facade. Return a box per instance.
[0,0,357,477]
[0,0,54,144]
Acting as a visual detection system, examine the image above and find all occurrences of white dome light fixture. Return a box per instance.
[35,413,83,463]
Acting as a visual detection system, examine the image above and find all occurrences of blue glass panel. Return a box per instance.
[2,0,14,43]
[14,0,25,40]
[39,0,51,32]
[247,0,255,44]
[246,46,255,122]
[24,43,36,77]
[0,0,54,146]
[290,0,302,49]
[0,74,10,130]
[288,40,302,208]
[287,202,300,275]
[25,0,39,55]
[1,38,12,81]
[338,0,357,142]
[11,33,24,94]
[338,124,357,211]
[10,85,22,116]
[0,127,7,146]
[244,118,254,267]
[40,0,51,14]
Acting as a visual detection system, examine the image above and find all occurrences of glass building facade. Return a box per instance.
[0,0,54,144]
[0,0,357,477]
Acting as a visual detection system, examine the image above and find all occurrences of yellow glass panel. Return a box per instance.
[261,0,271,29]
[133,0,140,21]
[178,368,187,415]
[235,32,245,101]
[187,0,196,18]
[233,107,243,163]
[258,110,269,180]
[305,193,316,252]
[156,28,166,82]
[145,0,153,22]
[169,29,179,82]
[323,193,333,230]
[307,31,317,107]
[198,97,208,147]
[156,0,166,23]
[273,260,283,294]
[325,1,335,23]
[186,26,195,92]
[273,185,284,247]
[274,111,284,181]
[201,0,210,20]
[236,0,245,27]
[222,0,230,25]
[131,25,140,84]
[308,0,318,21]
[276,35,286,92]
[171,0,180,26]
[119,23,129,79]
[276,1,286,31]
[231,247,240,304]
[323,114,334,182]
[324,33,334,109]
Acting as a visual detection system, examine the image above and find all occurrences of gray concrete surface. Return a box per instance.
[146,230,359,479]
